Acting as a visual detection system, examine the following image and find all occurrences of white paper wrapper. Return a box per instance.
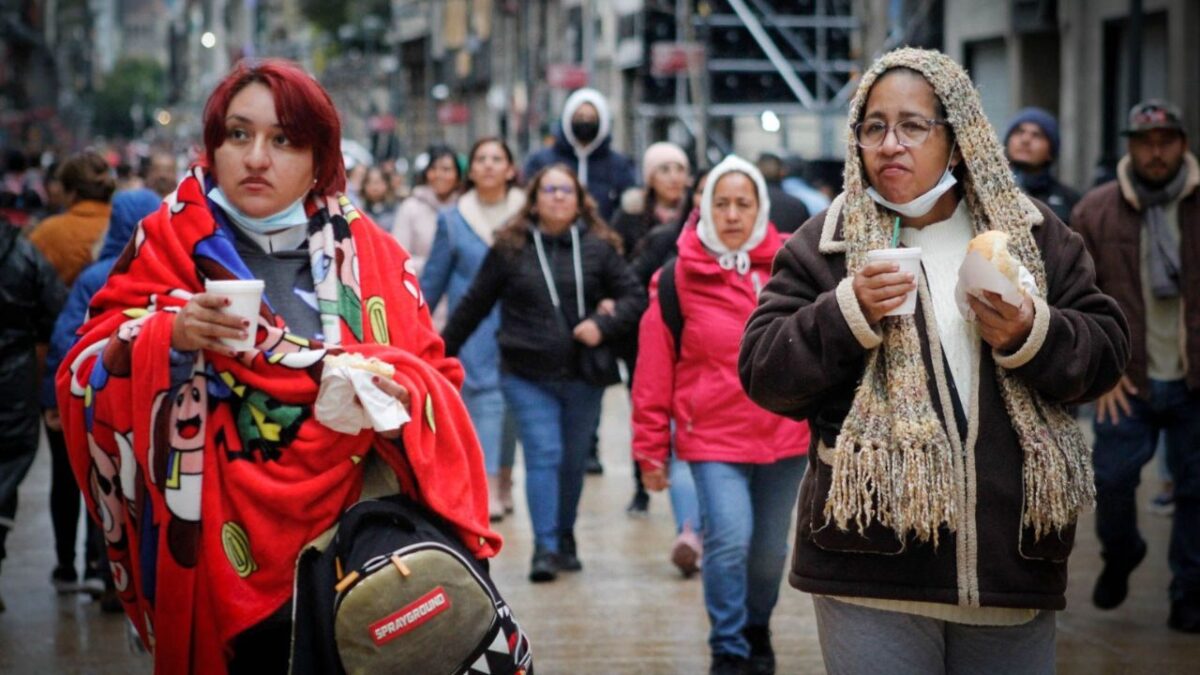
[955,251,1039,321]
[314,365,411,435]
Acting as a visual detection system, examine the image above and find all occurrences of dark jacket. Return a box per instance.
[739,197,1128,610]
[1016,169,1081,224]
[442,223,647,382]
[628,198,701,288]
[1071,152,1200,394]
[610,187,685,259]
[766,182,811,234]
[0,218,66,449]
[523,129,636,222]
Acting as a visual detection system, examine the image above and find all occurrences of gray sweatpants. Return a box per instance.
[812,596,1056,675]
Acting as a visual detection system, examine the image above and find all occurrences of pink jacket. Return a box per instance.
[632,224,809,471]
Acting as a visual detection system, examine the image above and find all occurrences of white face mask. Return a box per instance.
[866,144,958,218]
[207,186,309,234]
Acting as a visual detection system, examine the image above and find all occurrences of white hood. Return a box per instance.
[560,88,612,186]
[698,155,772,263]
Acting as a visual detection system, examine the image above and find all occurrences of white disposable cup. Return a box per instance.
[865,247,922,316]
[204,279,264,351]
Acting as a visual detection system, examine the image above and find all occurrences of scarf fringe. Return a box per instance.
[999,374,1096,538]
[825,436,960,549]
[825,336,959,548]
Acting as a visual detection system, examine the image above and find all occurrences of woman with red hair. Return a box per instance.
[55,59,503,673]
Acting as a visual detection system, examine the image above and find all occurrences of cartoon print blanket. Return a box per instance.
[56,166,499,674]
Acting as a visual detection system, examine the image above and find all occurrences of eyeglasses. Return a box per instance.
[853,118,949,148]
[539,184,576,197]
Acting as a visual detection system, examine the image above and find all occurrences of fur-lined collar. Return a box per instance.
[619,187,646,216]
[457,188,525,247]
[1116,152,1200,211]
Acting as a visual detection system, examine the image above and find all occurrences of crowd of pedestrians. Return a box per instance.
[0,45,1195,675]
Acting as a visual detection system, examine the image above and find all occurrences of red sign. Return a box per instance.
[369,586,452,646]
[547,63,590,90]
[650,42,706,77]
[436,103,470,126]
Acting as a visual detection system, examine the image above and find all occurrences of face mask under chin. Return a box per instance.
[866,145,959,219]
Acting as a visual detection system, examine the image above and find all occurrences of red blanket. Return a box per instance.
[56,167,499,673]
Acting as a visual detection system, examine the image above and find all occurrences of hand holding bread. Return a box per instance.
[962,231,1035,352]
[966,231,1024,293]
[316,353,410,437]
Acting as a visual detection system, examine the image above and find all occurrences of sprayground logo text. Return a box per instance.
[369,586,452,646]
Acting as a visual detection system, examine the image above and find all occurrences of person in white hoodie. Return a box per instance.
[523,88,636,222]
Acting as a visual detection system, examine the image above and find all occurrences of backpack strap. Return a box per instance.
[658,257,684,360]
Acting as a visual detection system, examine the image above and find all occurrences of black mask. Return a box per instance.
[571,119,600,144]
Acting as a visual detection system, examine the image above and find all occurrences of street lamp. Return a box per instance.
[201,31,217,49]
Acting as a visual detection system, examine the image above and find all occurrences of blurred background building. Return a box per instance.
[1,0,1197,189]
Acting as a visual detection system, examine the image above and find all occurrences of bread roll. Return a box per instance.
[323,352,396,378]
[967,231,1021,289]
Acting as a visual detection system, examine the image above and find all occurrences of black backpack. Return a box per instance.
[658,257,684,359]
[291,495,533,675]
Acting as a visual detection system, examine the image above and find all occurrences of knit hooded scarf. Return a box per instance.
[827,48,1093,547]
[56,166,498,674]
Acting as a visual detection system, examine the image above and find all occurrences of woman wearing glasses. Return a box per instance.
[442,164,646,582]
[740,49,1128,674]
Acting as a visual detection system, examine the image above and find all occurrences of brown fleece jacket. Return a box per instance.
[1071,152,1200,394]
[739,198,1128,610]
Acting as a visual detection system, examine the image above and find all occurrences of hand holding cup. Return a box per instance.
[853,258,918,325]
[171,292,252,356]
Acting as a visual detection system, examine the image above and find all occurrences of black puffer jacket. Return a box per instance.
[0,219,66,449]
[442,222,647,382]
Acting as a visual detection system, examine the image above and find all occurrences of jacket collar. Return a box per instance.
[68,200,112,219]
[457,188,525,246]
[529,220,584,245]
[1116,151,1200,211]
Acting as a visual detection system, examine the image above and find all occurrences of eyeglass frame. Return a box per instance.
[852,118,952,149]
[538,184,577,197]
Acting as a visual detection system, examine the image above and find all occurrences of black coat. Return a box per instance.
[1025,179,1081,225]
[0,220,66,449]
[766,182,811,234]
[442,223,647,382]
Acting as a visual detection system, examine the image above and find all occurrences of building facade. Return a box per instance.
[943,0,1200,190]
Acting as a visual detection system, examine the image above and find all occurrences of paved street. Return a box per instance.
[0,389,1197,673]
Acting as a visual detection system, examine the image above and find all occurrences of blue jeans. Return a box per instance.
[669,455,701,534]
[690,456,807,658]
[1093,379,1200,600]
[462,387,506,476]
[501,373,605,552]
[501,409,517,469]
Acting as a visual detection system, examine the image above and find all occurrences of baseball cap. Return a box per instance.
[1121,99,1185,136]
